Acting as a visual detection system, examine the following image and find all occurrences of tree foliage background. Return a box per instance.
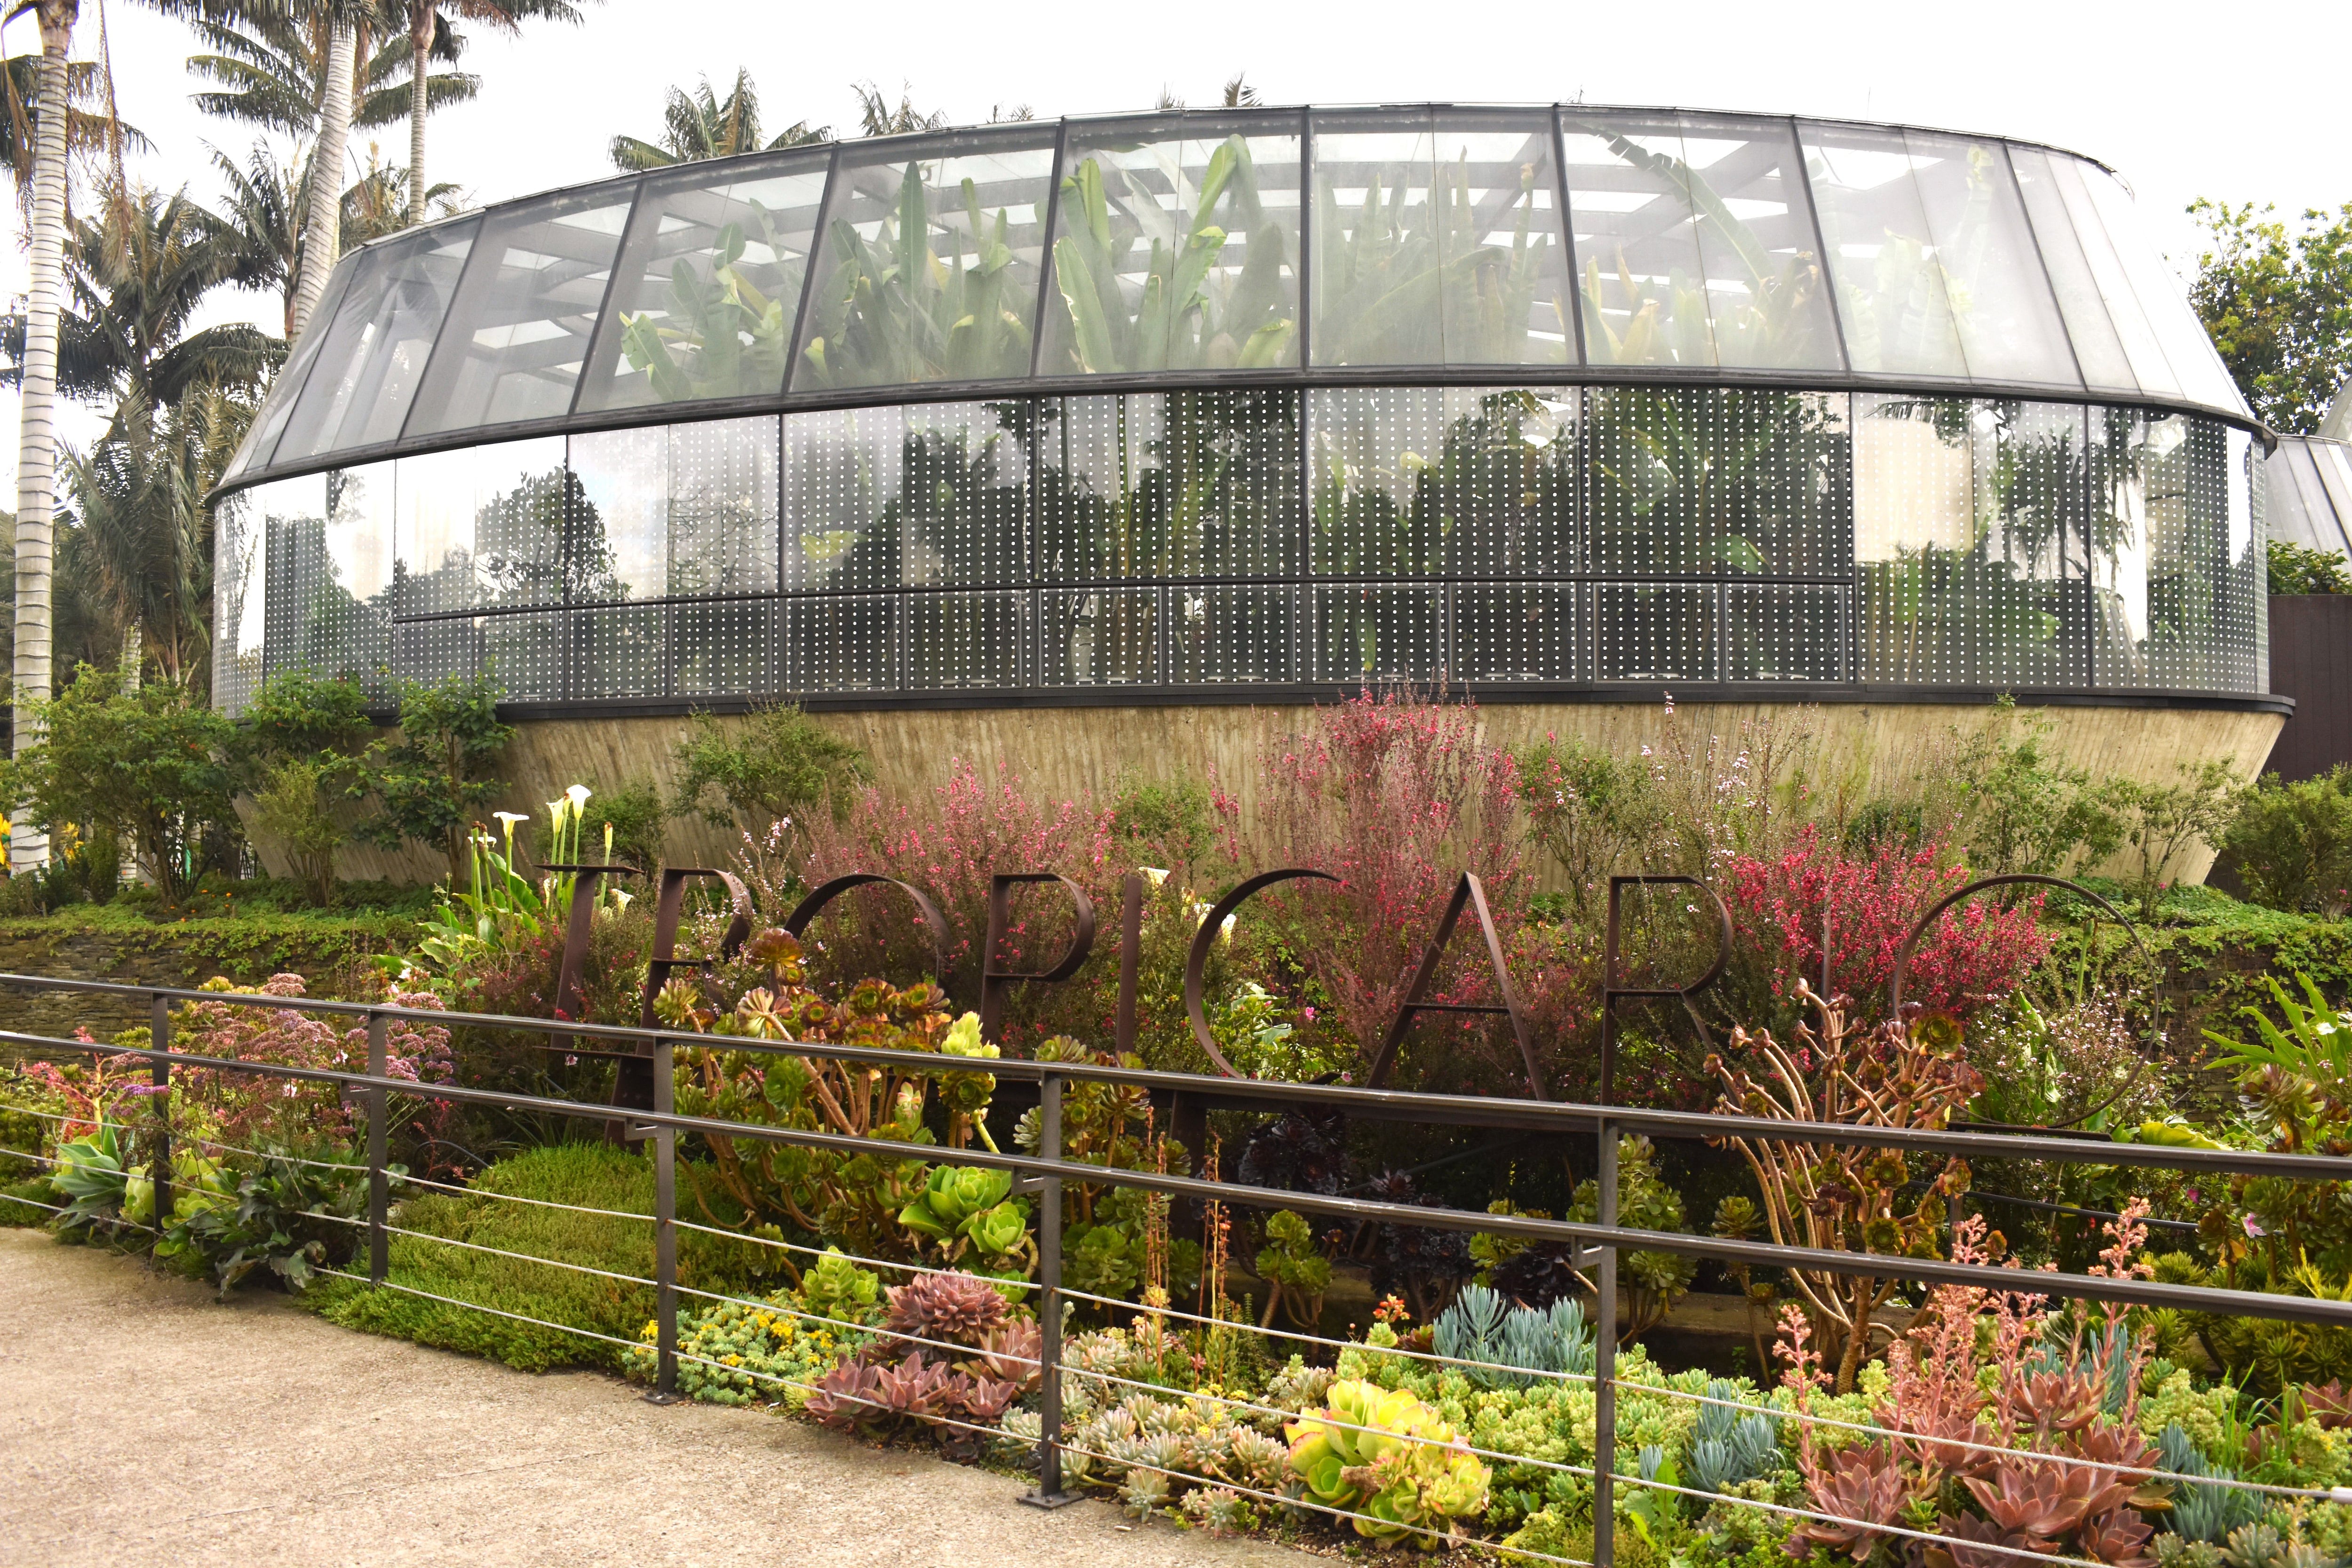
[2190,198,2352,431]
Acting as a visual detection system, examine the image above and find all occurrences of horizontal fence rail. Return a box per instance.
[5,968,2350,1565]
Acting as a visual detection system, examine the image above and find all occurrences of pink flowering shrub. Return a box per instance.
[800,759,1115,1042]
[165,973,455,1148]
[1724,825,2046,1022]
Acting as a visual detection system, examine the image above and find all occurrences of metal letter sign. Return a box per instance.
[784,874,955,990]
[1365,872,1545,1097]
[979,873,1097,1043]
[1600,875,1732,1109]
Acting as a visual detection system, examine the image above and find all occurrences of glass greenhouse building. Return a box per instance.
[212,104,2274,724]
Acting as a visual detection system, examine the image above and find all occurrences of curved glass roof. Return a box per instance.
[218,105,2253,492]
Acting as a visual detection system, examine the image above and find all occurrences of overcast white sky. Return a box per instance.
[6,0,2347,481]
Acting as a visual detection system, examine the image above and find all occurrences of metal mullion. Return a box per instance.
[565,175,649,418]
[780,143,848,396]
[1031,120,1073,381]
[1552,106,1591,368]
[1789,115,1854,377]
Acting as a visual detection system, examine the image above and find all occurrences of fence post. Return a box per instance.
[1594,1117,1619,1568]
[366,1011,388,1285]
[1022,1070,1076,1507]
[149,994,171,1232]
[649,1033,679,1402]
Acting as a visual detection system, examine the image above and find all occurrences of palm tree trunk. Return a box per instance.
[289,16,357,339]
[406,2,432,222]
[10,0,76,874]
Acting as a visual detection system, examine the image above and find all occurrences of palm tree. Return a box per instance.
[852,79,945,138]
[399,0,581,220]
[188,3,477,139]
[1,182,278,434]
[287,0,374,337]
[63,386,248,689]
[608,67,826,172]
[210,140,302,335]
[0,52,145,218]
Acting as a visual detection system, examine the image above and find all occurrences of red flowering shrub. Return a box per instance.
[801,758,1115,1039]
[1227,692,1572,1090]
[1724,826,2045,1021]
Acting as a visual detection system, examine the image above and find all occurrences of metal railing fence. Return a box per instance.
[4,968,2350,1565]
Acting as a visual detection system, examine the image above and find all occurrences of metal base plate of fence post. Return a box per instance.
[641,1390,684,1407]
[1017,1490,1082,1510]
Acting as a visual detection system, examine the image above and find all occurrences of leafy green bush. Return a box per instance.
[352,673,513,887]
[309,1143,764,1371]
[250,758,351,906]
[0,664,239,906]
[562,780,666,872]
[2268,539,2352,596]
[239,671,373,769]
[667,701,869,832]
[2105,760,2244,922]
[2222,767,2352,916]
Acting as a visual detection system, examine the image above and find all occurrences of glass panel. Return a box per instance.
[677,599,776,695]
[2228,426,2262,694]
[669,416,780,597]
[275,225,478,462]
[1309,387,1576,576]
[1596,583,1713,679]
[211,486,262,715]
[1801,123,1968,378]
[577,153,829,411]
[1561,111,1839,371]
[1310,112,1572,366]
[573,603,667,698]
[481,609,566,700]
[260,477,325,688]
[294,463,397,693]
[1171,584,1294,683]
[2009,146,2136,395]
[1587,388,1851,576]
[1898,131,2077,386]
[1454,582,1582,681]
[783,402,1025,593]
[1858,397,2083,686]
[392,616,476,685]
[1042,587,1158,685]
[787,595,891,692]
[2041,155,2180,402]
[1041,118,1302,374]
[566,425,666,604]
[1725,584,1845,680]
[792,133,1055,390]
[904,590,1024,688]
[2097,412,2256,691]
[1313,582,1443,681]
[1041,391,1300,581]
[405,192,635,436]
[394,437,568,614]
[2077,166,2250,417]
[230,249,364,478]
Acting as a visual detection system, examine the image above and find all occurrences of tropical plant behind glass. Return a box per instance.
[1567,123,1829,370]
[797,164,1034,389]
[618,204,801,403]
[1048,135,1296,374]
[1314,149,1565,366]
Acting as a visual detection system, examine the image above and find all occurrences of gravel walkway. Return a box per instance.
[0,1229,1302,1567]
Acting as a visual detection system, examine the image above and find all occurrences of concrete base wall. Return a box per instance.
[311,700,2285,889]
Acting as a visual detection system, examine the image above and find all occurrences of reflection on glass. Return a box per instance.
[793,136,1055,390]
[279,462,397,693]
[275,224,477,461]
[1587,388,1850,575]
[579,156,830,410]
[670,416,780,597]
[394,438,569,613]
[1310,113,1571,366]
[483,609,565,699]
[575,603,666,698]
[1171,585,1294,683]
[1857,397,2082,686]
[783,402,1026,591]
[2009,147,2136,394]
[2076,167,2250,417]
[2091,411,2261,688]
[1804,125,2079,384]
[1562,112,1838,371]
[1041,391,1300,584]
[1726,585,1845,680]
[1310,387,1575,575]
[1597,583,1712,679]
[567,425,667,601]
[906,591,1025,688]
[231,252,361,479]
[1042,120,1302,374]
[210,488,261,714]
[406,194,634,435]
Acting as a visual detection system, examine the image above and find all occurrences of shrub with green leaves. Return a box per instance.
[624,1250,881,1406]
[352,672,514,887]
[668,702,869,833]
[2224,767,2352,917]
[2269,539,2352,596]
